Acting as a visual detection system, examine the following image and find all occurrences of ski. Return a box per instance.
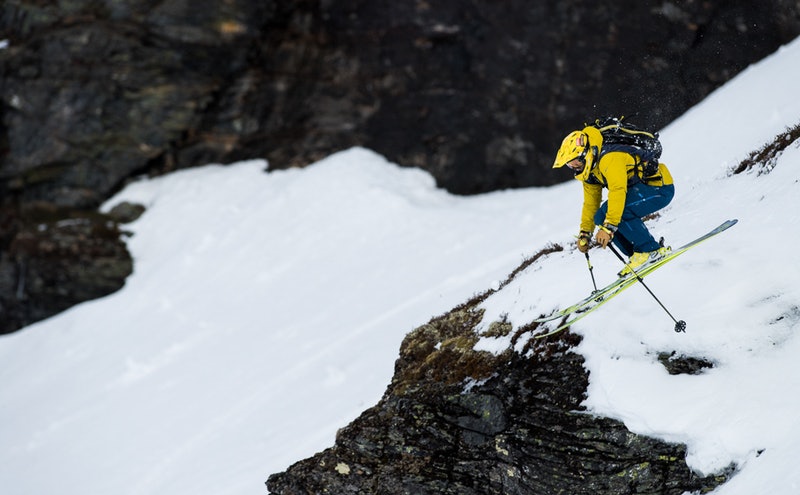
[533,219,738,338]
[533,273,641,338]
[531,274,629,323]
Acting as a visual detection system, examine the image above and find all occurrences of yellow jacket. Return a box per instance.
[579,150,674,233]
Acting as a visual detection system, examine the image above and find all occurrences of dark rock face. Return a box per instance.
[267,291,730,494]
[1,0,272,207]
[231,0,800,194]
[0,203,133,334]
[312,0,800,194]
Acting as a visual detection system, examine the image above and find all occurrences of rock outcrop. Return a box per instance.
[0,202,134,334]
[267,248,731,494]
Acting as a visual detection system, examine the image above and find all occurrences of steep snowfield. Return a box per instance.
[1,36,799,495]
[477,132,800,491]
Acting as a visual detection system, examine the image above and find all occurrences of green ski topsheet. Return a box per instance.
[533,219,738,338]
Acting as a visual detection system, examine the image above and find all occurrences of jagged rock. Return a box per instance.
[657,352,715,376]
[267,291,731,494]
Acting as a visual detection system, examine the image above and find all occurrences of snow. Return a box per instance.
[1,35,800,495]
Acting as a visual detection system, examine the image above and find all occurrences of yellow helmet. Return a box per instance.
[553,130,588,168]
[553,126,602,181]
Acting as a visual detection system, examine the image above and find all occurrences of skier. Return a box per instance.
[553,125,675,276]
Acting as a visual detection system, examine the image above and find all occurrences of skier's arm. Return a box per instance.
[598,153,631,227]
[579,182,602,233]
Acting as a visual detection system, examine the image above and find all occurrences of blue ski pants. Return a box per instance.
[594,183,675,256]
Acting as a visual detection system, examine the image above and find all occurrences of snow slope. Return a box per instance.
[1,36,800,495]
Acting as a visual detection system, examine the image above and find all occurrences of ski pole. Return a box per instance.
[584,252,599,294]
[607,244,687,333]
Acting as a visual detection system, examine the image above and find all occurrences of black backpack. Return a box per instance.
[590,116,662,177]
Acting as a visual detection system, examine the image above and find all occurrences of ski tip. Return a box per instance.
[722,218,738,229]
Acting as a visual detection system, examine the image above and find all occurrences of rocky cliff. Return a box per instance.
[1,2,798,327]
[266,247,729,494]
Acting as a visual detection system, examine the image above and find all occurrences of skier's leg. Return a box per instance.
[611,231,634,256]
[616,184,675,252]
[595,202,634,256]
